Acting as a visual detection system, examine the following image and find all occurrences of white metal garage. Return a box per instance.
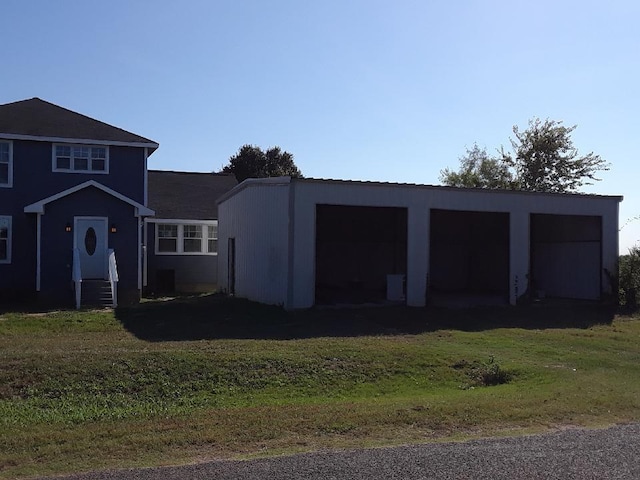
[217,177,622,309]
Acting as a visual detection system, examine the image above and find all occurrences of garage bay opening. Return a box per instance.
[315,205,408,306]
[429,209,510,306]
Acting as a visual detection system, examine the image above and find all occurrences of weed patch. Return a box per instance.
[452,356,513,388]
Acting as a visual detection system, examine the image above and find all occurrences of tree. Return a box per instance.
[439,144,514,189]
[619,245,640,309]
[503,118,610,193]
[440,118,610,193]
[222,145,303,183]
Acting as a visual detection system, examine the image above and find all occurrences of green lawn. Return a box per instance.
[1,296,639,479]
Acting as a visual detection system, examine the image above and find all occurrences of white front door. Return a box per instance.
[75,217,108,279]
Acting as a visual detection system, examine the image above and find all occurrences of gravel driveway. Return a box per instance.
[39,423,640,480]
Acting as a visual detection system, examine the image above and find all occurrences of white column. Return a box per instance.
[36,213,42,291]
[406,205,429,307]
[509,210,530,305]
[137,216,142,291]
[601,203,620,295]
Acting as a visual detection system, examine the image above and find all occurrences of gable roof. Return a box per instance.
[0,98,159,152]
[24,180,155,216]
[148,170,237,220]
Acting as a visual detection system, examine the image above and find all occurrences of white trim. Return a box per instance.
[36,214,41,290]
[137,218,142,290]
[23,180,155,216]
[143,218,149,287]
[146,218,218,224]
[0,133,158,151]
[52,143,110,174]
[0,215,11,264]
[143,148,149,206]
[0,140,13,188]
[154,221,218,256]
[217,176,292,205]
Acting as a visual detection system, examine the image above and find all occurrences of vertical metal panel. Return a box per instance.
[218,182,290,306]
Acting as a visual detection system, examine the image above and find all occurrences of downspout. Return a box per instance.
[142,147,149,292]
[143,148,149,206]
[36,213,42,291]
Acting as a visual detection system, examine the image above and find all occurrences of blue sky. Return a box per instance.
[2,0,639,250]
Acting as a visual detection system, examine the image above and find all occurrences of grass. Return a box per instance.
[1,295,639,478]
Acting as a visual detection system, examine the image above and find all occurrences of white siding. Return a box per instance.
[218,182,290,306]
[290,180,620,308]
[219,178,620,309]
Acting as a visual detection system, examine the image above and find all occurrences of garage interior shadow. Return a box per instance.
[315,204,408,306]
[114,294,616,342]
[429,209,510,307]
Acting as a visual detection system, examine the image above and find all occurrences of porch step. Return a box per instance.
[81,280,114,308]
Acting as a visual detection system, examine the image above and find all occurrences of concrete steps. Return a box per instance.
[81,280,114,308]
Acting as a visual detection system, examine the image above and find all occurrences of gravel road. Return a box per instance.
[39,423,640,480]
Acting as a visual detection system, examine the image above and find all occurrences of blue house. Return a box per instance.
[0,98,158,307]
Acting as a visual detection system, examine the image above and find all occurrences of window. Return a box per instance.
[154,222,218,255]
[0,216,11,263]
[0,141,12,187]
[53,144,108,173]
[157,224,178,253]
[183,225,202,252]
[207,225,218,253]
[73,146,89,171]
[91,147,106,171]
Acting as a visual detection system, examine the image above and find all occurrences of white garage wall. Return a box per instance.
[290,179,620,308]
[218,177,621,309]
[217,179,290,306]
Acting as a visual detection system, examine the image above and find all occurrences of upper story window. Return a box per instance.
[0,141,13,187]
[155,222,218,255]
[53,144,109,173]
[0,216,11,263]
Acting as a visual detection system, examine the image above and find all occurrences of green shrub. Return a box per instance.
[452,356,512,388]
[619,246,640,309]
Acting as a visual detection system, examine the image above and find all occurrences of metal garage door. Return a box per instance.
[530,214,601,300]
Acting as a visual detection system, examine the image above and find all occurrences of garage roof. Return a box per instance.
[217,176,624,204]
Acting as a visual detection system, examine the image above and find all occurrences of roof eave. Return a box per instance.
[0,133,159,151]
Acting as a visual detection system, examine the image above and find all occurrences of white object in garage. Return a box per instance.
[387,274,405,301]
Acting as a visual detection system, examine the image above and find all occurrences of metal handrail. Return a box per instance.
[108,249,118,307]
[72,248,82,309]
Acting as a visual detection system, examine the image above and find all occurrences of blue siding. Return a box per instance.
[0,213,37,301]
[40,188,140,298]
[5,140,146,205]
[0,139,147,305]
